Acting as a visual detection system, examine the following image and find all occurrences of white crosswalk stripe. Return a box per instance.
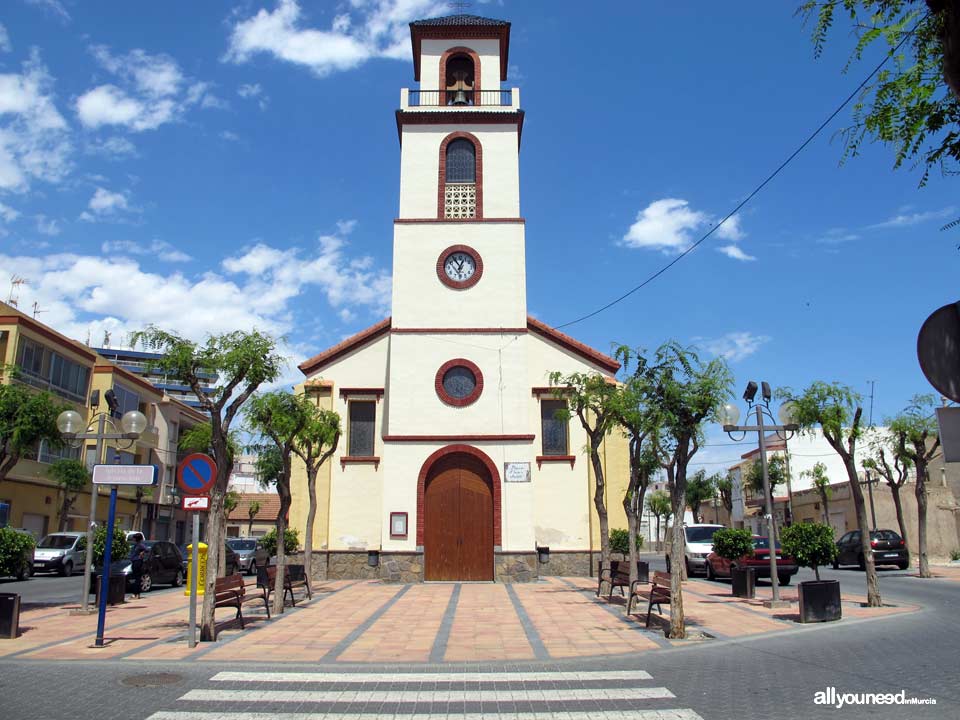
[146,668,705,720]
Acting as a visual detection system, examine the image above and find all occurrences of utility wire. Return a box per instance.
[556,24,918,331]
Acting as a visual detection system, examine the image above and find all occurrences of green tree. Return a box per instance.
[645,341,733,638]
[646,490,673,552]
[48,459,90,532]
[292,391,341,581]
[715,472,734,515]
[780,522,839,581]
[863,434,912,543]
[0,381,65,482]
[246,500,261,536]
[178,422,241,463]
[131,326,284,640]
[778,381,881,606]
[224,490,241,515]
[685,469,716,523]
[92,525,129,567]
[801,461,836,527]
[0,527,34,579]
[548,370,621,575]
[246,390,311,615]
[742,455,790,524]
[888,394,941,577]
[260,527,299,556]
[798,1,960,186]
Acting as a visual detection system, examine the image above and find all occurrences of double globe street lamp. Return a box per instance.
[56,389,148,614]
[719,381,799,607]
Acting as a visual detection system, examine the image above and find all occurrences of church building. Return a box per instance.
[289,14,629,582]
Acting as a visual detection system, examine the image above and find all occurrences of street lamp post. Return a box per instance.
[719,381,798,608]
[56,390,147,613]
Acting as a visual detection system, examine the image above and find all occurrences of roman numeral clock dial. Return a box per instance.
[437,245,483,289]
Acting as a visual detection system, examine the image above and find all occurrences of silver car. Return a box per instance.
[226,538,269,576]
[33,532,86,576]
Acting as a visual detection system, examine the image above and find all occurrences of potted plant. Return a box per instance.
[780,522,841,623]
[712,528,756,598]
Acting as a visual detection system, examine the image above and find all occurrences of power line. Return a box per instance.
[556,23,918,331]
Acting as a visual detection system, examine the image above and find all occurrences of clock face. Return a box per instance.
[444,251,476,282]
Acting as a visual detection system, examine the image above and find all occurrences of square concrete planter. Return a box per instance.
[0,593,20,639]
[731,566,755,598]
[798,579,842,623]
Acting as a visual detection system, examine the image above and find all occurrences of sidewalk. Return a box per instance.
[0,574,919,665]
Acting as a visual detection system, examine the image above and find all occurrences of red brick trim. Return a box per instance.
[526,316,621,374]
[439,46,481,107]
[436,244,483,289]
[392,328,526,335]
[437,131,482,219]
[416,444,502,546]
[435,358,483,407]
[394,218,525,224]
[536,455,576,469]
[339,387,384,401]
[340,456,380,470]
[411,23,510,81]
[298,317,391,375]
[531,386,573,397]
[383,434,535,442]
[396,111,524,149]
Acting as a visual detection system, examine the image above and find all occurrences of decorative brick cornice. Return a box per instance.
[384,434,535,442]
[526,316,621,374]
[435,357,483,407]
[299,317,391,376]
[394,218,525,224]
[392,327,527,335]
[436,244,483,289]
[396,110,524,149]
[410,22,510,82]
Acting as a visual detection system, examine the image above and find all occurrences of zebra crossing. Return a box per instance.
[145,668,704,720]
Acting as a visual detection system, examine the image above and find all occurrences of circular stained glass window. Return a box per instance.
[442,366,476,399]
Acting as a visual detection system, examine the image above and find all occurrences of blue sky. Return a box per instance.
[0,1,955,471]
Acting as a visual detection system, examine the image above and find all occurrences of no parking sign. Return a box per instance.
[177,453,217,495]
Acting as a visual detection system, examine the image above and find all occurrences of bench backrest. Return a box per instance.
[652,571,672,589]
[215,573,245,599]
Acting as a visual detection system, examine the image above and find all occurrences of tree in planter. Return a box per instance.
[132,326,284,640]
[93,525,130,567]
[647,490,672,552]
[646,341,733,638]
[863,436,912,545]
[246,391,311,615]
[778,382,882,607]
[711,528,755,591]
[780,522,838,582]
[246,500,261,536]
[685,470,716,523]
[548,371,620,583]
[888,395,941,577]
[801,462,835,526]
[0,380,65,483]
[48,459,89,532]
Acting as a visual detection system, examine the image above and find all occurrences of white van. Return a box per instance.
[33,532,86,576]
[664,524,725,577]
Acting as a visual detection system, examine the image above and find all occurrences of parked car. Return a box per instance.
[833,528,909,570]
[665,524,725,577]
[176,543,240,577]
[226,537,269,576]
[32,531,86,576]
[92,540,185,594]
[705,535,799,585]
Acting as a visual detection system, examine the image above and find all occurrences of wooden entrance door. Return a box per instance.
[424,454,493,581]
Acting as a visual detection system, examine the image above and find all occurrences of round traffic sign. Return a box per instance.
[177,453,218,495]
[917,301,960,403]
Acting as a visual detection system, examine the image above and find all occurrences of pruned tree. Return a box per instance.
[646,341,733,639]
[802,461,835,526]
[685,470,716,523]
[0,381,65,483]
[798,1,960,186]
[646,490,672,552]
[715,472,734,515]
[247,500,261,536]
[131,326,283,640]
[291,392,341,581]
[742,455,790,531]
[778,381,881,606]
[863,434,913,544]
[48,459,89,532]
[246,391,311,615]
[888,394,941,577]
[548,370,620,579]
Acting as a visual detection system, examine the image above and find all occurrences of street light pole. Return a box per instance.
[754,403,781,604]
[80,412,106,613]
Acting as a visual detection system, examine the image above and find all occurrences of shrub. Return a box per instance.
[93,525,130,567]
[950,548,960,562]
[609,528,644,554]
[780,522,838,581]
[711,528,754,563]
[261,527,299,556]
[0,527,34,579]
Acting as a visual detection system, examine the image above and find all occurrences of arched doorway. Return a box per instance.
[423,452,494,581]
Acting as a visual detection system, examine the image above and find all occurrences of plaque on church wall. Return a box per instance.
[503,462,531,483]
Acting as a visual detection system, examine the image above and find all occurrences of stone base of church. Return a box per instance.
[284,549,597,583]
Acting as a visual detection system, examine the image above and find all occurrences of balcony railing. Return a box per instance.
[403,89,518,109]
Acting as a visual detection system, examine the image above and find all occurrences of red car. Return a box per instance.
[705,535,799,585]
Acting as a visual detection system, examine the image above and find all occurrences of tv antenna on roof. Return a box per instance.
[449,1,471,13]
[7,275,27,308]
[31,301,47,320]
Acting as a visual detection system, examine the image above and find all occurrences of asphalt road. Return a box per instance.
[0,561,955,720]
[0,571,182,607]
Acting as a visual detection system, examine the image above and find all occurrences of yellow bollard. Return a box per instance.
[184,542,208,596]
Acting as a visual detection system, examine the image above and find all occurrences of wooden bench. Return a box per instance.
[257,564,311,607]
[286,564,312,600]
[213,573,270,629]
[596,559,649,602]
[629,570,672,626]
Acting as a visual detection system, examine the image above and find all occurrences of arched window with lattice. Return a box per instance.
[443,138,477,218]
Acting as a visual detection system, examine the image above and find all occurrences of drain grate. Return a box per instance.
[121,673,183,688]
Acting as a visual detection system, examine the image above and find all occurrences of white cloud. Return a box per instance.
[224,0,448,77]
[0,23,11,53]
[237,82,262,98]
[716,244,755,262]
[35,214,60,235]
[715,214,743,241]
[336,218,357,235]
[88,187,128,213]
[84,135,138,159]
[220,130,240,142]
[0,201,20,222]
[621,198,710,253]
[0,51,71,192]
[101,238,191,263]
[698,331,770,362]
[75,47,220,132]
[867,206,956,230]
[24,0,70,23]
[815,228,860,245]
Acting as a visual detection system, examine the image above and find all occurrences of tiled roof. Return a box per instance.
[411,14,509,27]
[526,316,621,375]
[298,317,392,376]
[227,493,280,522]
